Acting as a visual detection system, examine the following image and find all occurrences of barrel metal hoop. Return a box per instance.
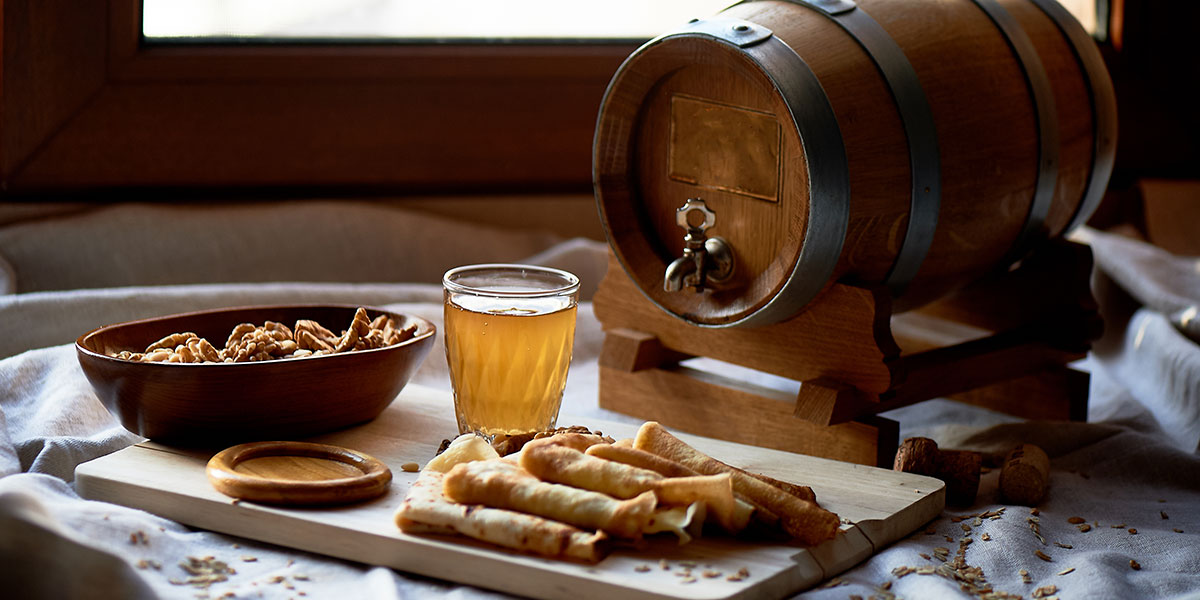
[674,17,774,47]
[970,0,1060,262]
[780,0,943,296]
[662,20,850,328]
[1027,0,1118,232]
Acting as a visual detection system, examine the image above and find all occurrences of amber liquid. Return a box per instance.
[444,295,577,437]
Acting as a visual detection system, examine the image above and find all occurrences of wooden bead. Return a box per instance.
[999,444,1050,506]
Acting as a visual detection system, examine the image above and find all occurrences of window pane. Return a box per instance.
[143,0,1100,42]
[142,0,737,41]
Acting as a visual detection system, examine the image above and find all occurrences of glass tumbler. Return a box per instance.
[442,264,580,438]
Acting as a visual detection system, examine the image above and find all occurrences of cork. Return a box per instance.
[999,443,1050,506]
[893,437,981,506]
[893,437,939,476]
[936,449,982,507]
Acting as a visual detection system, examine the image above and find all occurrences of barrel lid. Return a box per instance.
[594,21,848,327]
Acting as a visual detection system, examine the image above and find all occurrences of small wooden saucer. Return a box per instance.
[206,441,392,506]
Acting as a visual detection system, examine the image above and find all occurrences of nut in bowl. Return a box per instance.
[76,304,435,445]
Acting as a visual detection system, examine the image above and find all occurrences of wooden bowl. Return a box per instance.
[76,304,436,445]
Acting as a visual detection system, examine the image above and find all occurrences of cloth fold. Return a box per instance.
[0,231,1198,599]
[1077,226,1200,451]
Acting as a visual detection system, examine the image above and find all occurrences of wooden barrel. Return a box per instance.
[593,0,1116,327]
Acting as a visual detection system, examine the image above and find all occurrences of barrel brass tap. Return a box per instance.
[663,198,735,293]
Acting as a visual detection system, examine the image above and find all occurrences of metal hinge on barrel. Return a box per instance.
[663,198,735,293]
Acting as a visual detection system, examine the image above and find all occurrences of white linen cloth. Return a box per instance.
[2,230,1199,599]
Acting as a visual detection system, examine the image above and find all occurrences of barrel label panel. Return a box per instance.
[668,94,782,202]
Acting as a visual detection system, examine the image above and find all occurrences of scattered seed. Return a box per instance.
[981,533,992,541]
[1078,524,1092,532]
[1161,511,1169,520]
[919,553,931,560]
[1067,517,1085,524]
[820,577,846,588]
[1055,542,1073,549]
[1129,528,1138,535]
[1035,550,1053,562]
[1057,567,1075,576]
[176,556,234,590]
[659,559,670,570]
[892,566,915,578]
[1033,584,1058,598]
[702,570,721,579]
[1173,528,1184,533]
[1130,559,1141,570]
[679,576,697,584]
[1158,498,1166,503]
[1111,523,1126,529]
[634,564,651,573]
[944,535,955,543]
[293,574,310,581]
[962,523,972,532]
[1030,507,1040,515]
[401,462,420,473]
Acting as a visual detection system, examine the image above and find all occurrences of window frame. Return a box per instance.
[0,0,639,196]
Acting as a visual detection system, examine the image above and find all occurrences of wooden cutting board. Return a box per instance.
[75,384,943,600]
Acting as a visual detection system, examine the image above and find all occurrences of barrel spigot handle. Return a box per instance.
[663,198,735,293]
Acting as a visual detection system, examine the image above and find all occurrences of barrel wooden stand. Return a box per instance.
[594,240,1100,467]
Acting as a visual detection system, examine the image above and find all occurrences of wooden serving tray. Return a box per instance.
[75,384,944,600]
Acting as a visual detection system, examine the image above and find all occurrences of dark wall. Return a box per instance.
[1105,0,1200,184]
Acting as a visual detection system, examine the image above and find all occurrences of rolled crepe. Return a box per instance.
[586,442,779,530]
[521,441,663,499]
[443,459,656,539]
[395,470,608,562]
[634,422,840,546]
[523,442,751,534]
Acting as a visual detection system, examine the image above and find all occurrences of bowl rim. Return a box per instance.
[75,303,436,368]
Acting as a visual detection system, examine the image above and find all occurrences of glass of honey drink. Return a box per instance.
[442,264,581,438]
